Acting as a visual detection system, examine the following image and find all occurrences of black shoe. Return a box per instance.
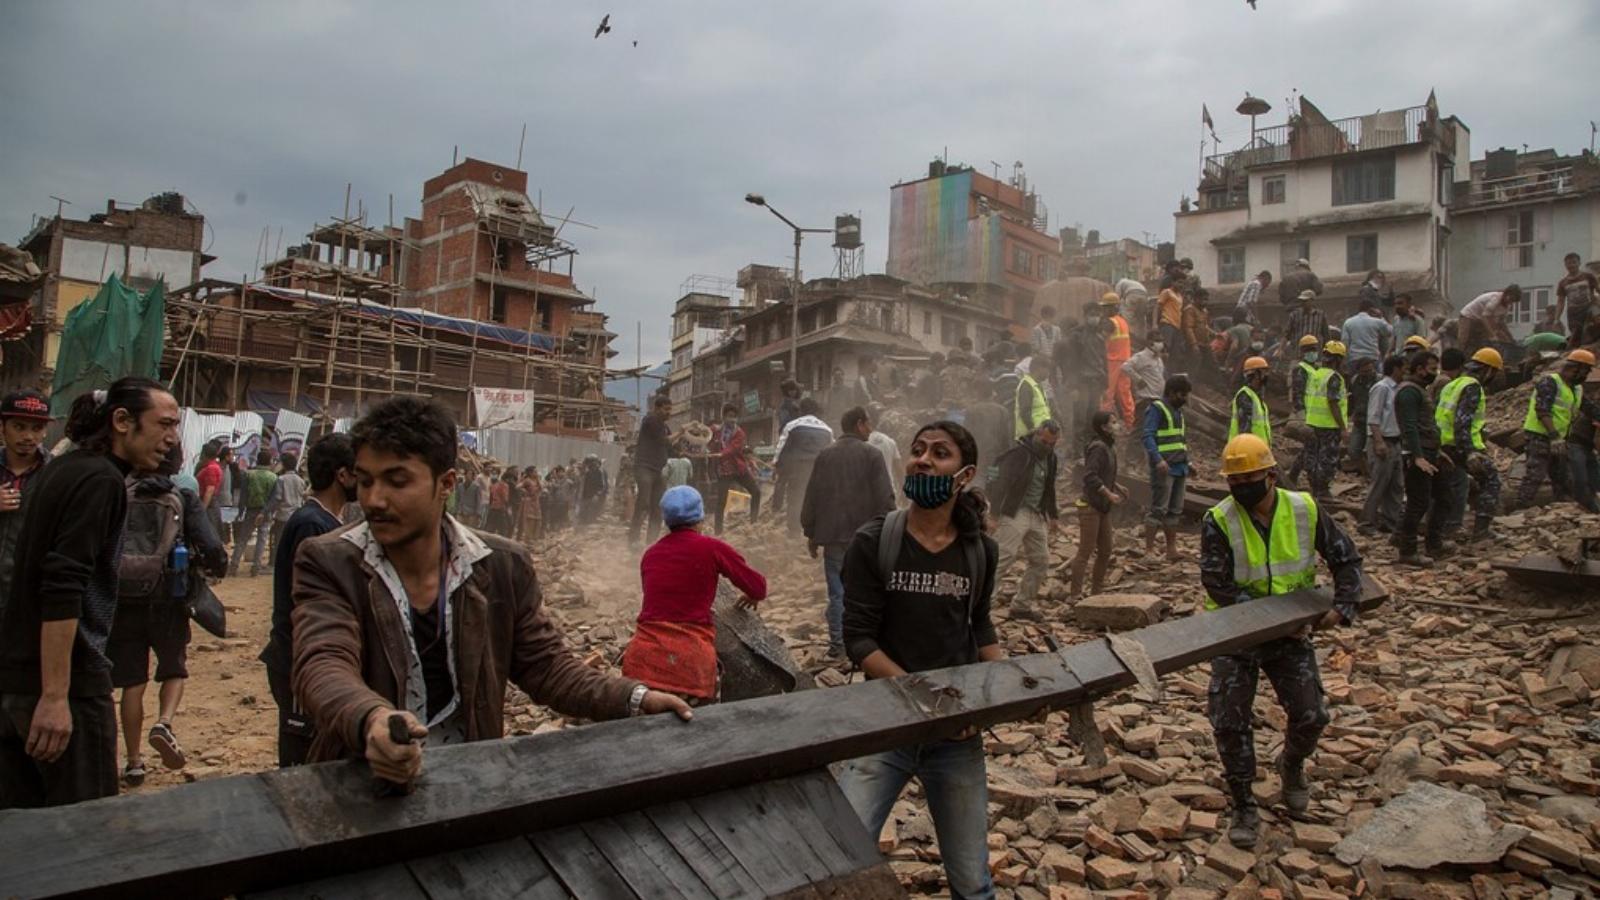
[1278,755,1310,815]
[1397,552,1434,568]
[1227,783,1259,848]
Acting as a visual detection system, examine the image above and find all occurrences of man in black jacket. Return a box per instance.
[991,421,1061,620]
[0,376,179,808]
[802,406,896,660]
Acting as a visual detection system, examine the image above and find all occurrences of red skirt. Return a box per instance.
[622,620,719,700]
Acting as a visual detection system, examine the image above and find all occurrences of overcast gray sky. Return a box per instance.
[3,0,1594,364]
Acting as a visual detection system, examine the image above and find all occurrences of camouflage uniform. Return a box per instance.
[1304,428,1343,498]
[1515,377,1570,507]
[1442,381,1500,534]
[1199,497,1363,792]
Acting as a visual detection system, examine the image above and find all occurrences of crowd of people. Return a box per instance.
[0,244,1596,898]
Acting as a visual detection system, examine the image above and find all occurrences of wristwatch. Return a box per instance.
[627,683,649,717]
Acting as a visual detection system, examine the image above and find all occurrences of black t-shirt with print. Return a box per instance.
[840,516,998,674]
[409,603,454,720]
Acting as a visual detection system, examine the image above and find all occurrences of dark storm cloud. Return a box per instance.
[2,0,1592,363]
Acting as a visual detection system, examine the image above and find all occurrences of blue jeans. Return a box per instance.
[1146,462,1187,526]
[836,736,994,899]
[823,544,847,648]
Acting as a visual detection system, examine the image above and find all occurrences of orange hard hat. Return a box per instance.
[1243,356,1269,372]
[1470,347,1504,369]
[1567,349,1597,367]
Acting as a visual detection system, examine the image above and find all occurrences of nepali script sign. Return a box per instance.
[472,387,535,432]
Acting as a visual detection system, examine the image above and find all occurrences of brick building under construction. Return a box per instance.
[164,158,623,434]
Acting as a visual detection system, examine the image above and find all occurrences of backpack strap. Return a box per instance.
[876,509,907,589]
[963,532,983,631]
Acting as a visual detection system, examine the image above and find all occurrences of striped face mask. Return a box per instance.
[902,466,973,510]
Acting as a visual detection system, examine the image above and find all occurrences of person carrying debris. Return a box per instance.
[0,377,179,808]
[837,420,1001,900]
[990,421,1062,621]
[773,398,833,536]
[1203,433,1364,848]
[1515,349,1595,510]
[1067,411,1125,599]
[1229,356,1273,445]
[710,403,761,534]
[622,486,767,705]
[1458,286,1519,356]
[1436,347,1505,542]
[1097,294,1135,429]
[291,398,691,786]
[1302,340,1348,503]
[1142,375,1192,561]
[1393,351,1454,566]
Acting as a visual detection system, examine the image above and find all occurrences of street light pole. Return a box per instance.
[745,193,830,382]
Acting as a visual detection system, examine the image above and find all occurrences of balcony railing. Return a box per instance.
[1457,167,1579,209]
[1204,104,1433,182]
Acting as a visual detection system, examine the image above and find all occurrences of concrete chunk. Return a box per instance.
[1074,593,1169,630]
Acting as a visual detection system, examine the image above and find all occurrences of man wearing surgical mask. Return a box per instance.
[1201,434,1364,849]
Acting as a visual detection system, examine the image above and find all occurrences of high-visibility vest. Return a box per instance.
[1013,374,1051,439]
[1293,360,1317,408]
[1436,374,1486,450]
[1151,400,1186,456]
[1523,373,1582,439]
[1229,385,1272,444]
[1304,368,1347,429]
[1204,488,1320,609]
[1106,315,1131,360]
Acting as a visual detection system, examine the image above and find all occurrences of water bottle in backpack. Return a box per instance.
[170,538,189,600]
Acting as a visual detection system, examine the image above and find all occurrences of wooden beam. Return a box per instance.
[1491,555,1600,592]
[0,583,1385,900]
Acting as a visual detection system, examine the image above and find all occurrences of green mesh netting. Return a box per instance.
[49,274,165,417]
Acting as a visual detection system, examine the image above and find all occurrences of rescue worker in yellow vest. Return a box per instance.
[1515,349,1595,509]
[1229,357,1272,445]
[1436,347,1504,541]
[1013,356,1053,440]
[1142,375,1192,561]
[1203,434,1364,848]
[1301,340,1348,502]
[1283,336,1321,488]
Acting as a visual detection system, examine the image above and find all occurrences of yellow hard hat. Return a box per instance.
[1221,434,1277,477]
[1323,340,1347,357]
[1567,349,1597,367]
[1243,356,1270,372]
[1470,347,1504,369]
[1298,335,1320,349]
[1099,292,1120,305]
[1404,335,1431,350]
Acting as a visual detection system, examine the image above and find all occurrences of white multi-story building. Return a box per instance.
[1175,94,1469,324]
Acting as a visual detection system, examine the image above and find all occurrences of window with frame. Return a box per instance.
[1012,245,1033,275]
[1039,257,1057,280]
[923,310,933,334]
[1261,175,1286,205]
[940,316,968,346]
[1217,247,1246,284]
[1510,286,1554,326]
[1279,240,1311,278]
[1346,234,1379,273]
[1332,155,1396,206]
[1506,210,1536,269]
[490,285,509,323]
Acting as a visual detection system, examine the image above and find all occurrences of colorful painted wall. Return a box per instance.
[886,171,1004,287]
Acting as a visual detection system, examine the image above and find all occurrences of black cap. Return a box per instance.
[0,390,51,421]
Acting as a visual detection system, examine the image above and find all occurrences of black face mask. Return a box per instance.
[1418,372,1437,387]
[1230,478,1271,509]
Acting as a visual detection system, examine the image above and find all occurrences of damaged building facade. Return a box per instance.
[165,158,622,435]
[1175,94,1469,324]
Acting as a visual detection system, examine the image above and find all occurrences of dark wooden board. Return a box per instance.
[582,813,711,900]
[0,580,1385,899]
[406,836,571,900]
[645,800,765,899]
[1493,555,1600,591]
[245,862,428,900]
[531,825,637,900]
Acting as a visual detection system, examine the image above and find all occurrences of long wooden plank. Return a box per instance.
[582,813,710,900]
[646,800,765,899]
[0,580,1384,899]
[1492,555,1600,591]
[788,771,885,872]
[692,787,823,893]
[245,862,428,900]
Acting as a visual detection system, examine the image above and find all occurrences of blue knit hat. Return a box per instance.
[661,485,705,528]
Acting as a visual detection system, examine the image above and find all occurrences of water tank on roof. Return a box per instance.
[929,159,947,178]
[834,215,862,249]
[1485,148,1519,180]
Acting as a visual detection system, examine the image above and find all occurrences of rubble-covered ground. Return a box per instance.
[151,458,1600,899]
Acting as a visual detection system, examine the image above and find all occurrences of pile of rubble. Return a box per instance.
[522,483,1600,898]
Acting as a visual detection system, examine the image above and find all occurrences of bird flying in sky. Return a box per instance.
[595,14,611,39]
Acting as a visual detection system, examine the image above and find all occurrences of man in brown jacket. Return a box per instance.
[293,397,690,786]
